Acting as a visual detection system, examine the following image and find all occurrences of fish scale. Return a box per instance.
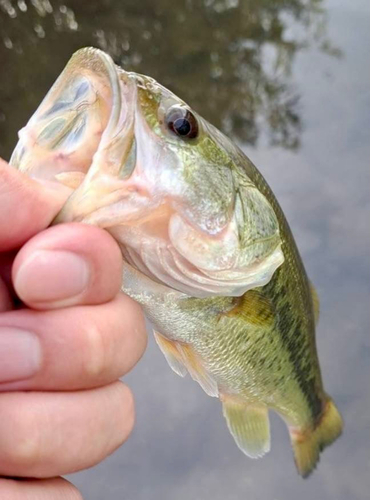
[10,47,343,477]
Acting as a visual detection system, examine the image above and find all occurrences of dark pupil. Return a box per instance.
[166,107,198,139]
[173,117,191,136]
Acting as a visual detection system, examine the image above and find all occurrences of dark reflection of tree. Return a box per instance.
[0,0,339,158]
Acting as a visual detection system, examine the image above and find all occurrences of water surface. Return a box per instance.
[0,1,369,499]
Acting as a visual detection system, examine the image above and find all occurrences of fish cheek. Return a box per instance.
[168,213,239,272]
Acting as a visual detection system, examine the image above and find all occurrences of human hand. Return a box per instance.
[0,158,147,499]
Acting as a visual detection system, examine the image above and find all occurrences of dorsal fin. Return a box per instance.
[309,282,320,324]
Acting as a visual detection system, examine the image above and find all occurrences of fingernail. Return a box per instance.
[15,250,90,304]
[0,328,41,382]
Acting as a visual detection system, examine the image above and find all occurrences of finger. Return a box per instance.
[0,381,134,478]
[0,158,69,252]
[13,223,123,309]
[0,477,82,500]
[0,293,147,390]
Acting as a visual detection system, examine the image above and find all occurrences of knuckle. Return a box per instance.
[118,294,148,350]
[131,303,148,341]
[5,415,41,470]
[116,383,136,441]
[81,320,107,380]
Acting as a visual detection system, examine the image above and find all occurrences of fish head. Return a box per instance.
[11,47,284,297]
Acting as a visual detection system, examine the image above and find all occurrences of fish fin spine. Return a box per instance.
[221,396,270,458]
[290,396,343,478]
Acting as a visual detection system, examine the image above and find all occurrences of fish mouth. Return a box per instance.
[10,47,136,199]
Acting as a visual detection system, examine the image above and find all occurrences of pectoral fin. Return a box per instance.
[221,395,270,458]
[226,289,275,327]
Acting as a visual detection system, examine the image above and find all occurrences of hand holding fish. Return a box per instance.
[0,159,147,498]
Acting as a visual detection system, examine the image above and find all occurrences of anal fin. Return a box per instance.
[221,395,270,458]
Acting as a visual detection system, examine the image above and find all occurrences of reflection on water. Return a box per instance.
[0,0,339,158]
[1,1,369,500]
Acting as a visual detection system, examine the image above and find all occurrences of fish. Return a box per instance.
[10,47,343,477]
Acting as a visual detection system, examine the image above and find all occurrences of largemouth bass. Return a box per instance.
[10,47,343,477]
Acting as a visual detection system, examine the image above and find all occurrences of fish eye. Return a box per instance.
[165,105,199,139]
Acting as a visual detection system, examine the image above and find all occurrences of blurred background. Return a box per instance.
[0,0,369,499]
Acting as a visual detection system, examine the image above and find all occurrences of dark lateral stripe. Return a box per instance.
[270,277,323,422]
[277,302,323,421]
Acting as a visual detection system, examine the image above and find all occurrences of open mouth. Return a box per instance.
[10,48,134,192]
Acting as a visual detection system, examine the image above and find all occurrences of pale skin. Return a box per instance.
[0,159,147,499]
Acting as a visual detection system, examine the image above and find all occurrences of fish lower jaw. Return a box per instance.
[116,232,285,299]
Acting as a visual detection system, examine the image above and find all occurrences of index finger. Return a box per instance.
[0,158,69,251]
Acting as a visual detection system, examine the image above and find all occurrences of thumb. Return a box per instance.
[0,158,69,252]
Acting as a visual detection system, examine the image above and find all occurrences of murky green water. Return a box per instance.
[1,1,369,499]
